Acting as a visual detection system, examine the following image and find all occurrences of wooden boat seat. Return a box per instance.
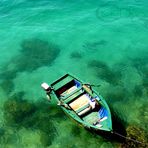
[77,105,91,116]
[55,79,81,98]
[61,86,78,97]
[63,89,83,104]
[69,94,92,116]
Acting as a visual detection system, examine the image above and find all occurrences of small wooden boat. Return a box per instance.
[41,74,112,132]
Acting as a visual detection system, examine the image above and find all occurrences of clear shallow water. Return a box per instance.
[0,0,148,147]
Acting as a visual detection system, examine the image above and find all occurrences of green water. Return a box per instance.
[0,0,148,147]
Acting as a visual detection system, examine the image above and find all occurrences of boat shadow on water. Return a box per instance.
[41,73,147,147]
[86,106,127,143]
[86,107,148,148]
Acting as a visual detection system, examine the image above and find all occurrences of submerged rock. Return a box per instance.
[120,125,148,148]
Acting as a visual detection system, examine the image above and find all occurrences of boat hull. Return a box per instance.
[44,74,112,132]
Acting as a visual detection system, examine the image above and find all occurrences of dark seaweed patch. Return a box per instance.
[40,131,53,146]
[105,87,127,103]
[15,38,60,72]
[141,65,148,77]
[0,69,17,80]
[0,67,16,95]
[3,92,61,146]
[32,110,57,146]
[0,127,5,138]
[139,103,148,133]
[143,79,148,98]
[1,79,14,94]
[130,56,148,77]
[88,60,122,85]
[131,57,147,71]
[133,85,143,97]
[83,40,107,51]
[0,127,18,145]
[0,38,61,98]
[141,72,148,96]
[142,76,148,87]
[70,51,82,59]
[71,125,81,137]
[3,92,36,125]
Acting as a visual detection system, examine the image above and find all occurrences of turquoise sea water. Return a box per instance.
[0,0,148,147]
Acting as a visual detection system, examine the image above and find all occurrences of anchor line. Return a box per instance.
[111,130,144,145]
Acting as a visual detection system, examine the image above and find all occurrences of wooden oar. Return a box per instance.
[83,83,101,88]
[90,84,101,87]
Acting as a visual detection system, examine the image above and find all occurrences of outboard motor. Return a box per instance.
[41,82,53,101]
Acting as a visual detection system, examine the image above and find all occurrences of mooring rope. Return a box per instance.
[111,130,144,144]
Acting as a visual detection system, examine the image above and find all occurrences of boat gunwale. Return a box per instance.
[51,73,112,132]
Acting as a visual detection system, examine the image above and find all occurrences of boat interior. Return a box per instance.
[55,79,109,128]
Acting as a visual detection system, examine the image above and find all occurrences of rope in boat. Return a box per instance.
[111,130,144,144]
